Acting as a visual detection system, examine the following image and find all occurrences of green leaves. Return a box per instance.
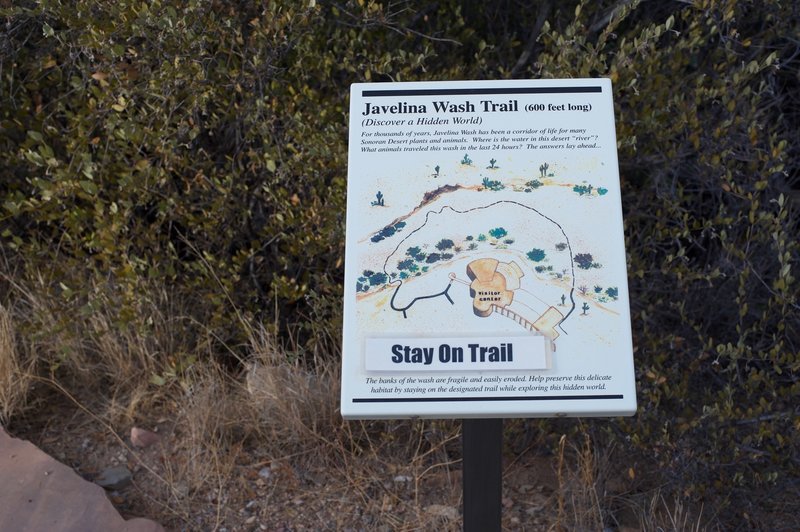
[1,1,797,514]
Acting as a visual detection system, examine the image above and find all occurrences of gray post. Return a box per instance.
[462,418,503,532]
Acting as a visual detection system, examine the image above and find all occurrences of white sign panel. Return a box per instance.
[341,79,636,419]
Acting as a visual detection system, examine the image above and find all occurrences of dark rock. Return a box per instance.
[95,465,133,491]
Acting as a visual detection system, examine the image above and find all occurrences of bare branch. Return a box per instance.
[510,0,552,78]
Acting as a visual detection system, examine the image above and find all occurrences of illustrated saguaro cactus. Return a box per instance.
[582,302,590,315]
[539,162,549,177]
[371,191,384,206]
[487,158,497,169]
[461,153,472,165]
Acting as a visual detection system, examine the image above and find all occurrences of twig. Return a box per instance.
[510,1,552,77]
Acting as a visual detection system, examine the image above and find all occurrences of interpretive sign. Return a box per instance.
[341,79,636,419]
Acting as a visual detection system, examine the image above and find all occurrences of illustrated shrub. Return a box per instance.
[527,248,546,262]
[574,253,597,270]
[488,227,507,239]
[436,239,455,251]
[368,272,387,286]
[397,259,415,271]
[481,177,504,190]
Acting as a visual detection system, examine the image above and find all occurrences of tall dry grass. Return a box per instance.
[551,429,712,531]
[0,303,31,424]
[636,490,708,532]
[0,269,710,530]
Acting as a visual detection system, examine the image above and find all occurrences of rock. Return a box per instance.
[0,426,162,531]
[393,475,412,483]
[130,427,161,448]
[526,504,545,515]
[95,466,133,491]
[258,467,272,480]
[425,504,459,520]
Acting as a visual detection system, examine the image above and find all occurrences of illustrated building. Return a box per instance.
[466,258,563,341]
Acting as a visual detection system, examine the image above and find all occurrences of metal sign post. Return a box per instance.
[340,78,637,527]
[462,418,503,532]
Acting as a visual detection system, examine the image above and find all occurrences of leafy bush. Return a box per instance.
[1,0,798,524]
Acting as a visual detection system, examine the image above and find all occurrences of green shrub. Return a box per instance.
[1,1,798,523]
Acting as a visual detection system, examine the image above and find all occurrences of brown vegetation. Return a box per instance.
[1,0,798,529]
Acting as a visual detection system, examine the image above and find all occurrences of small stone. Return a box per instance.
[174,483,189,498]
[245,516,257,525]
[130,427,161,448]
[393,475,412,483]
[95,466,132,490]
[424,504,458,520]
[257,467,272,480]
[526,504,544,515]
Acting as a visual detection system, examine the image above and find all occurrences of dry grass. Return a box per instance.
[636,491,708,532]
[553,430,609,531]
[244,328,344,454]
[1,272,712,530]
[551,429,712,532]
[0,303,31,424]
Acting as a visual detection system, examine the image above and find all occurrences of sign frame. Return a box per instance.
[341,78,636,420]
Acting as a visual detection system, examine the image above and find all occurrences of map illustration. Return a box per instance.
[353,155,622,357]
